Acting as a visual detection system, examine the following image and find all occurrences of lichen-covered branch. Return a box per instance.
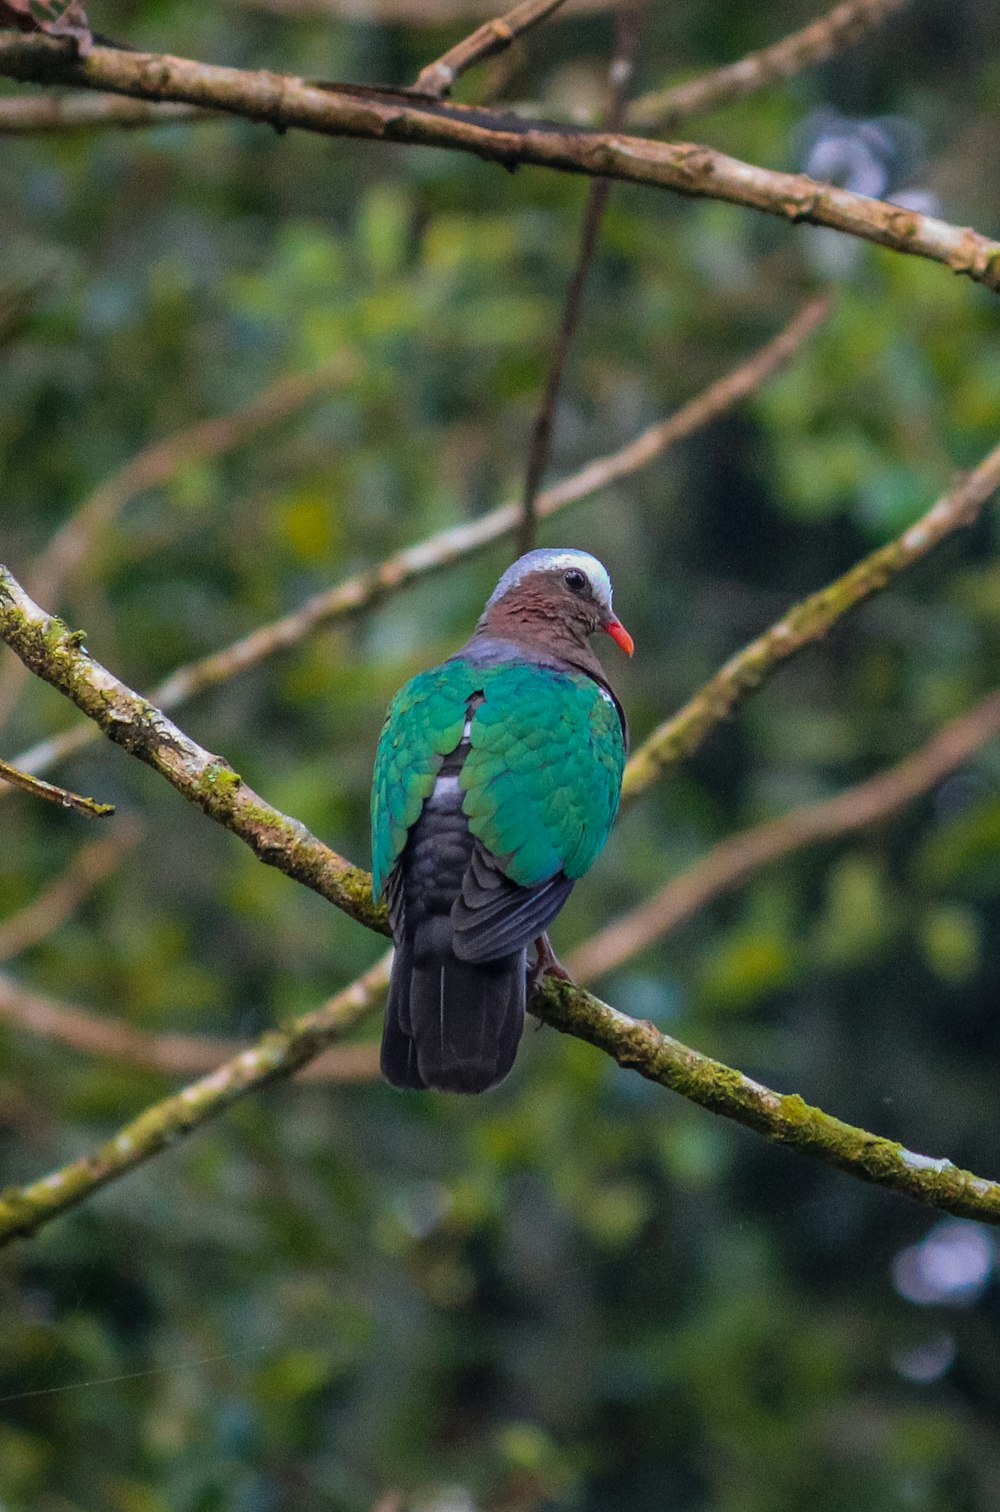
[6,298,830,787]
[575,688,1000,980]
[628,0,910,133]
[1,36,998,292]
[533,978,1000,1224]
[414,0,569,98]
[0,567,386,934]
[3,947,999,1247]
[0,954,391,1244]
[0,754,114,817]
[622,438,1000,801]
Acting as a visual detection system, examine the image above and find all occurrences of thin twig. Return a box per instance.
[0,954,391,1243]
[414,0,569,98]
[628,0,910,133]
[0,93,212,131]
[0,567,385,933]
[621,439,1000,802]
[573,689,1000,981]
[1,38,998,293]
[0,755,114,817]
[6,297,830,788]
[0,972,381,1081]
[0,821,141,963]
[519,0,641,556]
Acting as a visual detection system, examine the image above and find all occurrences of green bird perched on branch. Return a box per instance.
[371,548,633,1093]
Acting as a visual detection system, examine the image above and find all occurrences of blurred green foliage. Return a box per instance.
[3,1,1000,1508]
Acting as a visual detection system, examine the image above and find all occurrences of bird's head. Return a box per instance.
[481,548,634,658]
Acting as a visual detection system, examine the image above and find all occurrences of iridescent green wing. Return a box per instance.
[460,663,626,887]
[370,660,474,900]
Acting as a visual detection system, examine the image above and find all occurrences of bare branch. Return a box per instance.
[0,355,357,731]
[622,440,1000,802]
[628,0,910,134]
[574,689,1000,981]
[0,93,212,131]
[519,0,641,555]
[0,953,391,1244]
[0,822,141,962]
[414,0,569,99]
[0,568,386,934]
[242,0,608,20]
[6,298,831,787]
[1,38,998,293]
[0,972,380,1081]
[0,754,114,817]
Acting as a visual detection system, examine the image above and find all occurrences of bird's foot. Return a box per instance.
[528,932,572,999]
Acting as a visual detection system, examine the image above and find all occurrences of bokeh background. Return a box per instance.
[3,1,1000,1508]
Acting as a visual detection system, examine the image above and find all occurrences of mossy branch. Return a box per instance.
[0,567,387,935]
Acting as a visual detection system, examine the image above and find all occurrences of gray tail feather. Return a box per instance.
[381,921,525,1093]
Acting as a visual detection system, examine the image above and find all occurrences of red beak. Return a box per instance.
[605,616,634,657]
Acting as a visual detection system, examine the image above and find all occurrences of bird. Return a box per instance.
[371,547,632,1093]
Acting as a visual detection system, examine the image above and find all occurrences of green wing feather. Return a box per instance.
[371,658,626,900]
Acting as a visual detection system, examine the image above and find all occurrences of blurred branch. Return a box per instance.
[622,439,1000,802]
[0,755,114,817]
[0,567,387,935]
[0,354,357,730]
[6,298,831,787]
[1,38,999,293]
[0,822,141,962]
[238,0,608,18]
[0,954,391,1244]
[414,0,569,98]
[574,689,1000,981]
[628,0,910,133]
[519,0,640,556]
[0,93,212,130]
[0,972,381,1081]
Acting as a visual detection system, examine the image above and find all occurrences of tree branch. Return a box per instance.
[5,0,909,137]
[0,755,114,817]
[519,0,641,555]
[622,439,1000,802]
[627,0,910,133]
[5,297,830,787]
[0,954,391,1244]
[0,568,386,934]
[3,940,999,1247]
[574,688,1000,981]
[1,36,998,293]
[414,0,569,99]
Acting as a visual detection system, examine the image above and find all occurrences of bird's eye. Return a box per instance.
[564,569,588,593]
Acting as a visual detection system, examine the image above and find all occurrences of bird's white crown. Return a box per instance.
[486,548,615,614]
